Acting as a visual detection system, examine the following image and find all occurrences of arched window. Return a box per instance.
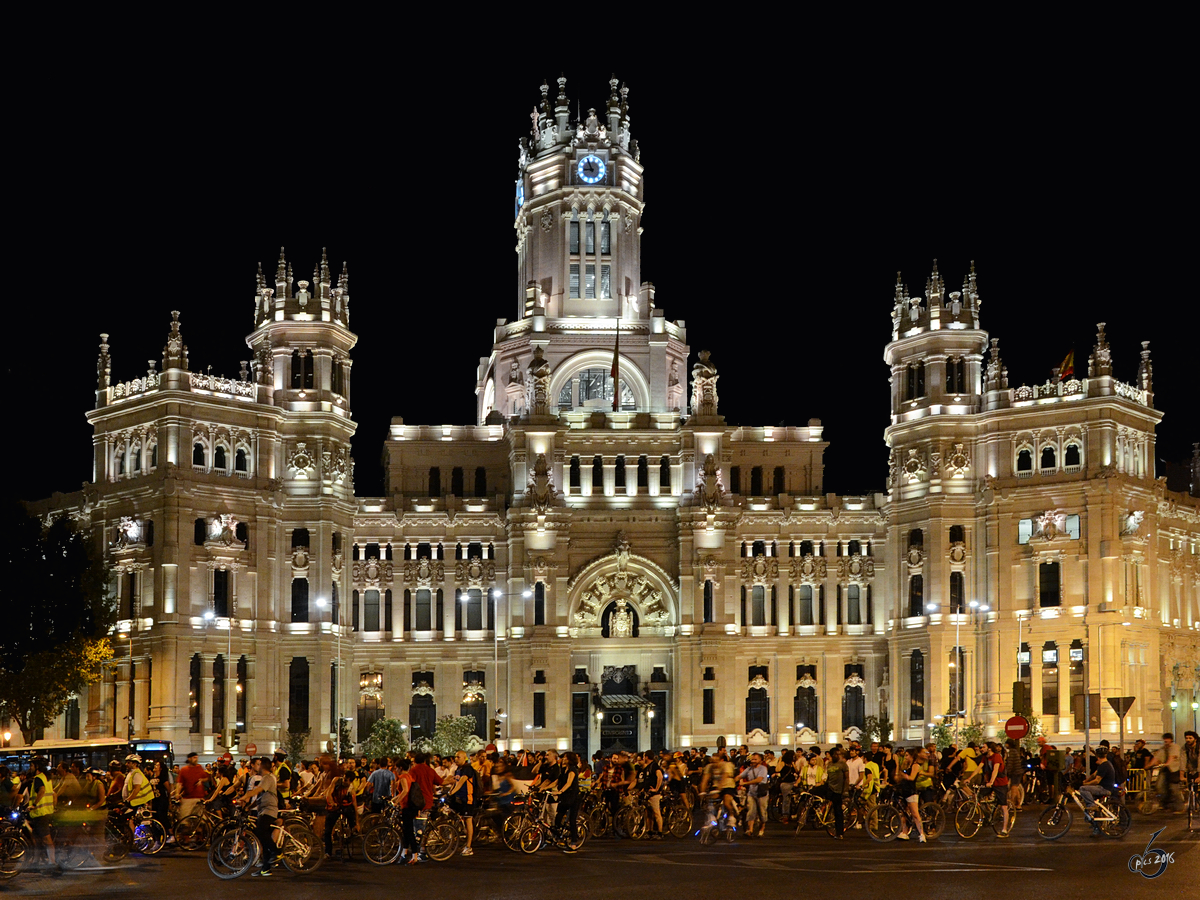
[773,466,785,495]
[428,466,441,497]
[729,466,741,494]
[474,466,487,496]
[1040,446,1057,470]
[569,456,581,489]
[747,674,770,733]
[637,456,649,488]
[794,676,818,732]
[1064,443,1081,468]
[799,540,814,557]
[752,540,766,557]
[592,455,604,488]
[660,456,671,492]
[703,580,714,623]
[1017,448,1033,473]
[949,524,965,544]
[615,455,626,488]
[450,466,464,496]
[116,448,126,476]
[909,650,925,721]
[192,442,205,467]
[194,518,207,545]
[909,574,924,617]
[214,446,227,470]
[235,448,248,473]
[149,443,158,469]
[908,529,923,550]
[130,445,140,473]
[847,540,861,555]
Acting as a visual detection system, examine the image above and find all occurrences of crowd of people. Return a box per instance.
[2,728,1195,876]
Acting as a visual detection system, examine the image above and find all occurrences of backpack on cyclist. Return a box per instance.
[408,777,425,810]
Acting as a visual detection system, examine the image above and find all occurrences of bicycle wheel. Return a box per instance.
[669,805,692,838]
[628,808,649,840]
[363,824,402,866]
[425,822,461,861]
[518,823,544,854]
[587,805,611,839]
[1190,787,1197,831]
[563,820,589,851]
[1,834,26,879]
[843,800,861,833]
[208,829,261,879]
[954,802,983,839]
[1036,805,1072,840]
[613,806,633,838]
[56,835,90,870]
[101,822,130,863]
[502,814,527,852]
[793,802,810,833]
[920,803,945,841]
[989,804,1015,836]
[133,819,167,855]
[866,804,900,842]
[175,815,211,851]
[280,824,324,874]
[1102,805,1131,839]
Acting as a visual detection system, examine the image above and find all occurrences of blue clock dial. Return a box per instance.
[577,154,606,184]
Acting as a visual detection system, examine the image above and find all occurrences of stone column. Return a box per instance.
[777,578,791,636]
[1057,643,1072,731]
[200,654,216,737]
[442,584,456,639]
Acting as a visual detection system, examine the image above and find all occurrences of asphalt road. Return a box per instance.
[7,811,1196,900]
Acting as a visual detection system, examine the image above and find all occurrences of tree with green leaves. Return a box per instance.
[413,714,480,757]
[362,717,410,761]
[0,503,115,743]
[283,727,310,767]
[862,713,894,744]
[338,718,354,759]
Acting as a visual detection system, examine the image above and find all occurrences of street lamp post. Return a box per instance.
[317,596,339,756]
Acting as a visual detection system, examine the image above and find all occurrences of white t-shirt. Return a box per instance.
[846,757,865,786]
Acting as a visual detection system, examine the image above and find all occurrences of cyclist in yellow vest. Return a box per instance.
[121,755,155,808]
[28,757,57,870]
[273,750,293,808]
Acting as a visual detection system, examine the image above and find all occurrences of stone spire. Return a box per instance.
[607,75,621,135]
[256,261,265,292]
[926,259,944,304]
[320,247,331,287]
[966,260,979,310]
[162,311,188,371]
[275,247,287,284]
[1138,340,1153,397]
[555,74,570,138]
[985,338,1008,391]
[1087,322,1112,377]
[97,334,111,390]
[340,260,350,293]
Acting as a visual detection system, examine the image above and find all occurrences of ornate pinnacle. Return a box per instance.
[927,258,944,299]
[97,334,111,390]
[275,247,287,282]
[1138,340,1153,394]
[894,271,904,302]
[256,261,265,291]
[320,247,331,284]
[340,260,350,293]
[557,74,568,105]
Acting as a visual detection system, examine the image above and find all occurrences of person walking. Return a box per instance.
[816,748,849,839]
[738,753,770,837]
[403,752,442,865]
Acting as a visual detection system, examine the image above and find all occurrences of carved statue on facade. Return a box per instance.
[690,351,719,418]
[695,453,724,513]
[527,347,552,416]
[610,599,633,637]
[1120,509,1145,536]
[666,360,684,412]
[527,452,555,514]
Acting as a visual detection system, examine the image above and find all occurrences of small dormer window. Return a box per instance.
[193,442,206,467]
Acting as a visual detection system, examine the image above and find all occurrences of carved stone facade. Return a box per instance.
[22,90,1199,761]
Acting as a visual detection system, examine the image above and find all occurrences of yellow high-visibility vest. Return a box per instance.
[128,771,154,807]
[276,763,292,799]
[30,773,55,818]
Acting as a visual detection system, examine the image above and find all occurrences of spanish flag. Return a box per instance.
[1058,350,1074,379]
[611,318,620,411]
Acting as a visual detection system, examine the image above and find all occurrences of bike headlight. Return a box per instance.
[9,811,18,820]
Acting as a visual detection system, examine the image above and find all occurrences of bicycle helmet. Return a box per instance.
[125,753,143,764]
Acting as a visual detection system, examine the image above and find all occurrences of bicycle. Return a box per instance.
[1186,772,1198,832]
[102,804,166,861]
[1036,784,1131,840]
[865,786,943,842]
[208,805,323,878]
[173,801,228,850]
[418,790,469,861]
[517,791,589,853]
[953,784,1016,839]
[696,791,738,844]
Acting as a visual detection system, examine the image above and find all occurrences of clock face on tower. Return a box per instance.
[577,154,606,184]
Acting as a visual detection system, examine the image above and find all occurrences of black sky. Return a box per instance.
[8,56,1195,502]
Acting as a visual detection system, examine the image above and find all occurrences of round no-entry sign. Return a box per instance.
[221,751,233,763]
[1005,715,1030,740]
[245,743,257,755]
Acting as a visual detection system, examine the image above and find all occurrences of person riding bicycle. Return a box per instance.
[983,741,1011,836]
[737,752,770,837]
[1078,746,1118,811]
[895,747,928,843]
[700,749,738,823]
[27,756,57,871]
[638,752,666,839]
[236,756,281,877]
[550,752,583,852]
[273,750,295,811]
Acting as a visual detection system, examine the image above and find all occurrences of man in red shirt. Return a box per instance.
[106,760,126,805]
[985,740,1010,836]
[403,751,443,864]
[176,752,210,819]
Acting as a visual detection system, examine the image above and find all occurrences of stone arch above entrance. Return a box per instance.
[568,533,676,637]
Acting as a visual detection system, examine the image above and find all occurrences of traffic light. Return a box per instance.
[1012,680,1031,717]
[489,717,501,742]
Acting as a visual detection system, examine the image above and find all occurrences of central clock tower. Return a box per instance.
[514,75,646,321]
[477,76,687,423]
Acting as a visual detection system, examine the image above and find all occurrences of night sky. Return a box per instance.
[9,61,1194,503]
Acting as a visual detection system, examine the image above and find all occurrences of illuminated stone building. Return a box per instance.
[21,78,1200,758]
